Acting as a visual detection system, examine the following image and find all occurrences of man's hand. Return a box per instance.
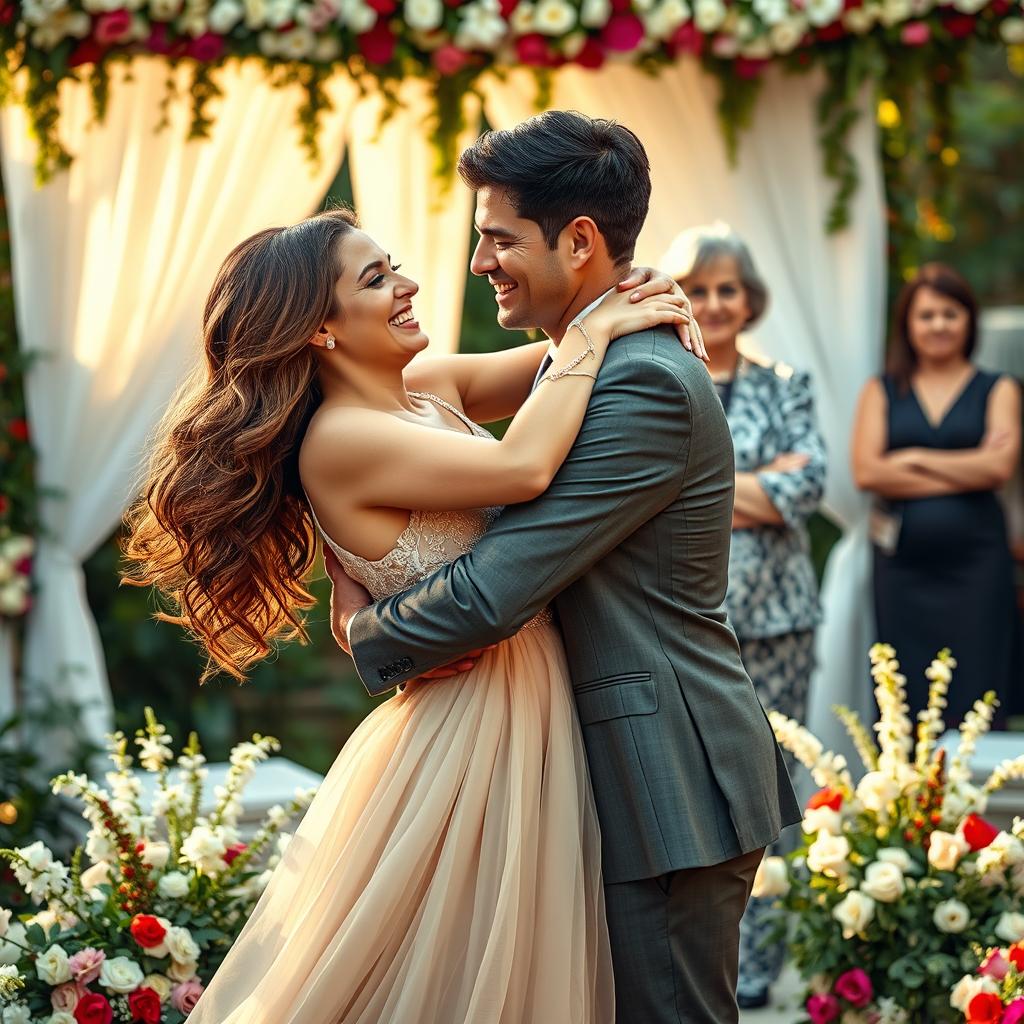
[323,547,372,655]
[618,267,708,363]
[410,645,497,682]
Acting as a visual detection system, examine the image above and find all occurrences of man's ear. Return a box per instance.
[563,216,601,269]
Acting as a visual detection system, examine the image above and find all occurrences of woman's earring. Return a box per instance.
[326,335,335,350]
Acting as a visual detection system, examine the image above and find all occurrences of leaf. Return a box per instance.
[25,922,46,945]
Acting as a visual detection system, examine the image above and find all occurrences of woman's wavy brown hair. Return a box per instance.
[123,208,358,682]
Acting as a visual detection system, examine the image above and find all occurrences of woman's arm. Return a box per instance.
[406,268,701,424]
[897,377,1021,491]
[305,292,688,513]
[851,378,960,499]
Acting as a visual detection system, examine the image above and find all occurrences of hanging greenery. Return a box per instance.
[0,0,1022,224]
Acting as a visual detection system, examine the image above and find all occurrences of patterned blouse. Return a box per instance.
[720,355,827,640]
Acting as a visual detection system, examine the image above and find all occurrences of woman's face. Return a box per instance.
[682,256,751,351]
[324,230,429,363]
[906,285,971,364]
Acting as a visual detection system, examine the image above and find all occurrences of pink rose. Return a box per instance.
[432,43,471,75]
[899,20,930,45]
[171,978,205,1014]
[68,948,106,986]
[668,22,703,55]
[514,33,551,65]
[94,8,133,43]
[979,950,1011,981]
[834,968,873,1008]
[51,982,85,1012]
[807,993,841,1024]
[1003,999,1024,1024]
[600,12,644,51]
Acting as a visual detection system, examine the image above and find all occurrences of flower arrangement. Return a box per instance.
[0,531,34,620]
[756,645,1024,1023]
[0,709,318,1022]
[0,0,1021,228]
[950,941,1024,1023]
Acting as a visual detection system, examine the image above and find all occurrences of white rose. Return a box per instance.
[643,0,689,38]
[1,537,33,563]
[856,771,901,814]
[995,911,1024,943]
[693,0,725,30]
[34,944,72,985]
[752,856,790,898]
[0,910,10,939]
[860,861,905,903]
[833,891,876,938]
[166,958,198,982]
[404,0,442,29]
[208,0,243,27]
[157,871,190,900]
[143,973,173,1003]
[165,926,200,964]
[802,807,843,836]
[2,1004,31,1024]
[768,14,805,51]
[950,973,999,1011]
[1001,17,1024,43]
[752,0,787,24]
[933,898,970,933]
[927,830,969,872]
[876,847,915,873]
[0,924,27,966]
[532,0,575,33]
[148,0,181,15]
[98,955,144,993]
[47,1014,77,1024]
[842,3,876,30]
[579,0,610,25]
[807,834,851,878]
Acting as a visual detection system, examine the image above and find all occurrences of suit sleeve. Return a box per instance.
[349,350,691,694]
[756,370,827,529]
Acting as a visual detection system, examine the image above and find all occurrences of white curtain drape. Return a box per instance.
[0,58,354,758]
[348,82,481,355]
[482,63,887,754]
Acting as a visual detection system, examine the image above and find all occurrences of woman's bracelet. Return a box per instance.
[546,317,597,381]
[539,371,598,384]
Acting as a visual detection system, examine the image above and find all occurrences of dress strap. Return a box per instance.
[409,391,480,436]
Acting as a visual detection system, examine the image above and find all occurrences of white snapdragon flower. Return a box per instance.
[833,891,876,938]
[405,0,443,29]
[98,955,145,993]
[933,899,970,933]
[137,736,173,773]
[181,825,229,875]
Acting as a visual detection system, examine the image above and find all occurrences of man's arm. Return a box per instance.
[347,337,698,694]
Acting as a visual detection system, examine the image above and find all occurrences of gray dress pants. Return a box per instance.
[604,847,765,1024]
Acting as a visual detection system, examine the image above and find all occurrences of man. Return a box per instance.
[328,110,800,1023]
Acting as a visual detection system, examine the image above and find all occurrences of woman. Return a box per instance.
[123,208,692,1023]
[852,262,1021,723]
[661,223,827,1010]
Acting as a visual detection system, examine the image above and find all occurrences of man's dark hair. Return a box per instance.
[458,110,651,265]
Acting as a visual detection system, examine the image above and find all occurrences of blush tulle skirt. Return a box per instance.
[186,618,614,1023]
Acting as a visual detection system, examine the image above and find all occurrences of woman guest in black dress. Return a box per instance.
[852,263,1021,722]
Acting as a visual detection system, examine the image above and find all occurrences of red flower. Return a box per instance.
[366,0,397,12]
[222,842,247,865]
[806,992,841,1024]
[942,12,975,37]
[734,56,769,79]
[1009,943,1024,971]
[991,0,1010,11]
[128,987,161,1024]
[94,9,133,44]
[899,20,930,45]
[0,2,14,25]
[68,38,105,66]
[965,992,1004,1024]
[0,495,8,516]
[74,993,114,1024]
[573,37,605,68]
[497,0,517,14]
[600,12,644,51]
[815,19,845,40]
[129,914,167,949]
[1003,998,1024,1024]
[8,418,28,442]
[432,43,472,75]
[807,788,843,812]
[962,813,999,851]
[668,22,703,55]
[357,19,397,63]
[514,33,552,65]
[187,31,225,60]
[833,968,873,1008]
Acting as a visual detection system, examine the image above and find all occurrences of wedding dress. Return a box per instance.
[187,393,614,1024]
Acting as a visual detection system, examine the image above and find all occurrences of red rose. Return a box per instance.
[94,9,133,44]
[734,56,769,79]
[357,20,397,63]
[806,992,841,1024]
[833,968,873,1008]
[0,2,14,25]
[1009,943,1024,971]
[600,12,644,51]
[223,842,247,865]
[962,813,999,851]
[187,31,225,60]
[432,43,472,75]
[668,22,703,55]
[128,987,162,1024]
[966,992,1004,1024]
[942,12,975,37]
[815,19,845,40]
[0,495,8,516]
[74,993,114,1024]
[514,33,551,66]
[68,38,105,66]
[807,788,844,812]
[497,0,516,14]
[129,914,167,949]
[366,0,397,12]
[8,418,29,442]
[573,37,605,68]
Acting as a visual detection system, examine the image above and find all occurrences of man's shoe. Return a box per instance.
[736,981,770,1010]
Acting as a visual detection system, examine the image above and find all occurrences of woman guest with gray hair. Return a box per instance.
[661,223,827,1009]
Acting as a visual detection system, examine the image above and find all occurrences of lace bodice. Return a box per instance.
[307,393,502,601]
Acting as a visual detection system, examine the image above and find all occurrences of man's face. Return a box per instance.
[469,186,572,334]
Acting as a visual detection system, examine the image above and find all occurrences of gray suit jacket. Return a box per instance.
[349,329,801,884]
